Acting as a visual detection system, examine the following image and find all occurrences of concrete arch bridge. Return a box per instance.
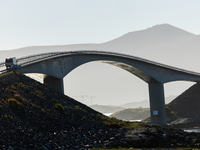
[3,50,200,125]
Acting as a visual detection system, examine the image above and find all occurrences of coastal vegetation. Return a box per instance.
[97,114,146,129]
[7,98,26,112]
[110,107,150,120]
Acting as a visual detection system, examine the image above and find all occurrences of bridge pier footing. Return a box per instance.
[148,80,166,126]
[44,76,64,94]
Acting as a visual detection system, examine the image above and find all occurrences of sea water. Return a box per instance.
[184,129,200,133]
[104,113,113,116]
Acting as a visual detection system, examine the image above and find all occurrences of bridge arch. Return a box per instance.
[15,51,200,125]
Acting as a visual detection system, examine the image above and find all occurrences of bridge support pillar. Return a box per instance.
[148,80,166,126]
[44,76,64,94]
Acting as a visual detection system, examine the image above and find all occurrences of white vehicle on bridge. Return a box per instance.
[5,57,21,69]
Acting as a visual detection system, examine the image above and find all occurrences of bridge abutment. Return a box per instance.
[148,80,166,125]
[44,76,64,94]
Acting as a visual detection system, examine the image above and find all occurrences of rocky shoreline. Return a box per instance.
[2,122,200,150]
[114,126,200,149]
[168,120,200,130]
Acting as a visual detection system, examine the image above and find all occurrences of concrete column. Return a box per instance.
[148,79,166,125]
[44,75,64,94]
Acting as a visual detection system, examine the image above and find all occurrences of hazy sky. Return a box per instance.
[1,0,200,50]
[1,1,199,106]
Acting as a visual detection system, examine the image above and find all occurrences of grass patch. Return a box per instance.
[7,98,26,112]
[111,107,150,120]
[97,114,146,129]
[75,105,82,110]
[55,103,64,111]
[0,71,14,78]
[165,104,178,118]
[143,116,151,123]
[104,117,146,129]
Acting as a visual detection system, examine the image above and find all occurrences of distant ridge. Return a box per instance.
[0,23,199,73]
[102,24,196,55]
[105,24,195,44]
[0,24,197,62]
[0,24,199,70]
[0,24,200,106]
[121,95,176,109]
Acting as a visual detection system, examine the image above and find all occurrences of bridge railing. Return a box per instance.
[58,50,200,76]
[64,50,200,76]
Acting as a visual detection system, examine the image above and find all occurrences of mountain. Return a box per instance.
[0,24,198,69]
[0,24,197,63]
[102,24,200,72]
[121,100,149,108]
[103,24,195,56]
[0,24,199,106]
[121,95,177,109]
[0,44,102,62]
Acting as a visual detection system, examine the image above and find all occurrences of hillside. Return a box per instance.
[103,24,195,56]
[110,108,150,121]
[1,72,200,149]
[168,82,200,122]
[0,71,146,149]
